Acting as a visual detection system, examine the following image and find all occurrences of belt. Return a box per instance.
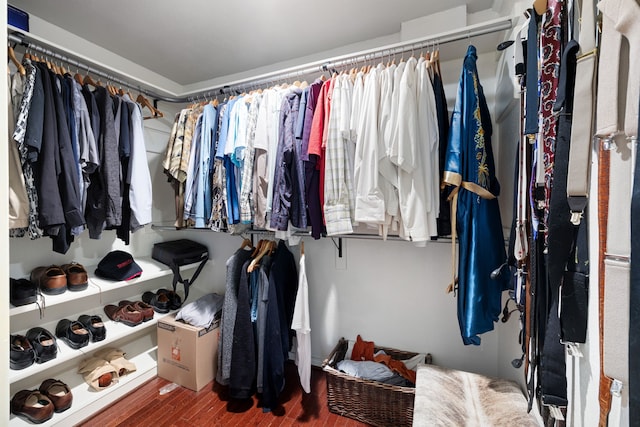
[597,140,613,426]
[445,181,496,294]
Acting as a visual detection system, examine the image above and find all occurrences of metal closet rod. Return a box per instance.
[7,32,177,102]
[8,17,512,104]
[150,224,454,243]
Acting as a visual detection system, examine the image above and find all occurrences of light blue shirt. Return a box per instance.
[195,104,217,227]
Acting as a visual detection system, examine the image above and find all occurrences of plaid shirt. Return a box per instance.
[240,95,262,224]
[324,76,355,235]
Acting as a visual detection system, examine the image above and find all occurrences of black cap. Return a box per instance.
[95,250,142,281]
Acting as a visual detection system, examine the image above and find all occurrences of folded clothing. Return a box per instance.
[336,360,394,382]
[175,293,223,328]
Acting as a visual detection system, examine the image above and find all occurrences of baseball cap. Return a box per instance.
[95,250,142,281]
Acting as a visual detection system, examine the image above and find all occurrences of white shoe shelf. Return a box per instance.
[9,257,204,426]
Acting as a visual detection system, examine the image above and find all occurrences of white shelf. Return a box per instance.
[9,252,210,426]
[9,347,159,427]
[9,310,174,384]
[10,257,200,316]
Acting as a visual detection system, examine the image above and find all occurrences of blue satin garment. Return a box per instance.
[444,45,510,345]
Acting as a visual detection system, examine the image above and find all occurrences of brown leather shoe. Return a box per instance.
[10,389,55,423]
[103,304,144,327]
[60,262,88,291]
[39,379,72,413]
[30,266,67,295]
[118,300,154,322]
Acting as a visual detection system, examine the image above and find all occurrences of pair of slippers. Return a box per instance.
[77,348,136,391]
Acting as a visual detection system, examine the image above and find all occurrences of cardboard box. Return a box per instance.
[157,314,219,391]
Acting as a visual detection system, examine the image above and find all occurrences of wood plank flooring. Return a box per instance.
[78,362,372,427]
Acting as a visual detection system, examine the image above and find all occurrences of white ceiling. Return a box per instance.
[10,0,499,89]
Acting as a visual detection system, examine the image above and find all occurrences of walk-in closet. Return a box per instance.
[4,1,638,426]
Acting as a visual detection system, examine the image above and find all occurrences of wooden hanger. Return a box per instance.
[8,45,25,76]
[300,241,305,256]
[434,49,441,77]
[239,237,253,251]
[118,87,136,101]
[83,73,101,88]
[533,0,547,15]
[136,93,165,120]
[247,240,275,273]
[251,239,265,257]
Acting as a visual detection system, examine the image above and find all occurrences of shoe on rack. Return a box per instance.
[94,348,137,377]
[156,288,183,310]
[10,334,36,370]
[10,389,55,424]
[78,314,107,342]
[55,319,90,349]
[25,327,57,364]
[118,300,154,322]
[30,265,67,295]
[60,262,88,291]
[103,304,144,327]
[142,291,170,314]
[39,379,72,413]
[10,278,38,306]
[78,357,119,391]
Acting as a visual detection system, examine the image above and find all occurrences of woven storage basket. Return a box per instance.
[322,337,432,427]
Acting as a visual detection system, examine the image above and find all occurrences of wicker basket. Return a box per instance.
[322,337,432,427]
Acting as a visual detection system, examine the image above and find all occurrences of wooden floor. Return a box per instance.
[78,362,371,427]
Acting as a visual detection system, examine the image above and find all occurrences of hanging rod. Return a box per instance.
[150,224,454,244]
[8,16,513,104]
[7,31,177,103]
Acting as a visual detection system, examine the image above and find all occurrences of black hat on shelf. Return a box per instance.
[95,250,142,281]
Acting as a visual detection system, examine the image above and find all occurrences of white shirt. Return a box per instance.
[395,57,439,244]
[354,65,385,224]
[126,99,153,229]
[292,253,311,394]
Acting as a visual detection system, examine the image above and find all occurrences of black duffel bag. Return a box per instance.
[152,239,209,302]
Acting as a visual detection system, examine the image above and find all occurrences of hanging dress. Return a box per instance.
[443,45,509,345]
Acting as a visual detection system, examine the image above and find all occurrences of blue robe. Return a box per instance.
[443,45,509,345]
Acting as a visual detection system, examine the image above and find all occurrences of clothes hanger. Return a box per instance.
[251,239,265,257]
[83,70,101,88]
[8,45,26,76]
[239,237,253,251]
[136,93,165,119]
[247,240,275,273]
[533,0,547,15]
[74,68,84,85]
[300,241,305,256]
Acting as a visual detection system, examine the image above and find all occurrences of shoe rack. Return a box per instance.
[9,257,205,427]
